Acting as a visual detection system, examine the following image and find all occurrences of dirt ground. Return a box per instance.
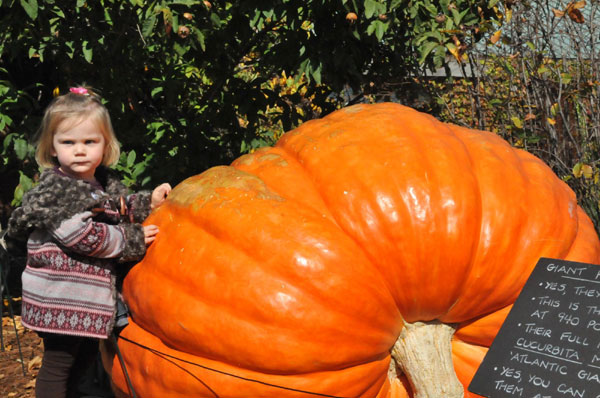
[0,314,42,398]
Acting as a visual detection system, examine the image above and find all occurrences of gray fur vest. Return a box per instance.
[7,167,151,249]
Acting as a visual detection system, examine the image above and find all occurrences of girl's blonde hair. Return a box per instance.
[35,87,120,168]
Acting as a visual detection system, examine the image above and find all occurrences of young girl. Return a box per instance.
[7,86,171,398]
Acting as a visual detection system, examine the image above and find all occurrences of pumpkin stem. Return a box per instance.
[390,320,463,398]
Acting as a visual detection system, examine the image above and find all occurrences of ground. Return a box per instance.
[0,314,42,398]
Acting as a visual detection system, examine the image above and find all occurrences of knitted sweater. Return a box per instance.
[7,167,151,339]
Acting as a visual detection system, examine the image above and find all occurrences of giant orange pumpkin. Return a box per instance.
[103,103,600,397]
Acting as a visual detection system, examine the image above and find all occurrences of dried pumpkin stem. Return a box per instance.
[391,320,463,398]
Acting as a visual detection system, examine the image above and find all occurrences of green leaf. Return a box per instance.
[173,42,188,56]
[14,138,28,159]
[19,171,33,191]
[0,113,13,130]
[82,41,93,63]
[298,58,310,77]
[573,162,583,178]
[364,0,376,18]
[65,41,75,58]
[415,29,443,45]
[511,116,523,129]
[13,185,24,206]
[367,22,376,35]
[210,12,222,27]
[250,10,262,29]
[311,63,322,85]
[172,14,179,34]
[418,41,438,64]
[373,20,388,41]
[132,162,146,179]
[103,6,112,25]
[127,150,136,168]
[12,171,34,205]
[451,8,463,25]
[170,0,201,5]
[142,15,157,38]
[151,127,165,144]
[364,0,384,19]
[20,0,38,20]
[3,133,14,151]
[422,2,438,15]
[194,30,206,51]
[185,66,200,78]
[52,6,65,18]
[263,9,274,20]
[151,86,163,97]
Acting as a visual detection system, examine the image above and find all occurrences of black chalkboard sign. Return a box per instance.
[469,257,600,398]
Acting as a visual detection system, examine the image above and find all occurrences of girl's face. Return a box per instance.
[51,116,106,182]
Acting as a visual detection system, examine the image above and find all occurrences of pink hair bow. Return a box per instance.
[69,87,88,95]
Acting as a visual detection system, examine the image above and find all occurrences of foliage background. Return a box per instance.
[1,0,598,234]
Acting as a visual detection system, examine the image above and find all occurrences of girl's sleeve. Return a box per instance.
[49,211,147,263]
[125,191,152,223]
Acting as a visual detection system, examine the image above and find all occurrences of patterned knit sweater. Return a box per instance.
[7,167,151,339]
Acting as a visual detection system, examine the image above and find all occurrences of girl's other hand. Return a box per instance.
[151,183,172,209]
[143,224,160,245]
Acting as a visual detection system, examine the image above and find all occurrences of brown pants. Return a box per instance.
[36,333,99,398]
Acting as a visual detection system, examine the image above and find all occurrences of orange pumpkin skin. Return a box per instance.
[105,103,600,397]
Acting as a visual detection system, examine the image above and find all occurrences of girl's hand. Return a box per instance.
[151,183,172,209]
[143,224,160,245]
